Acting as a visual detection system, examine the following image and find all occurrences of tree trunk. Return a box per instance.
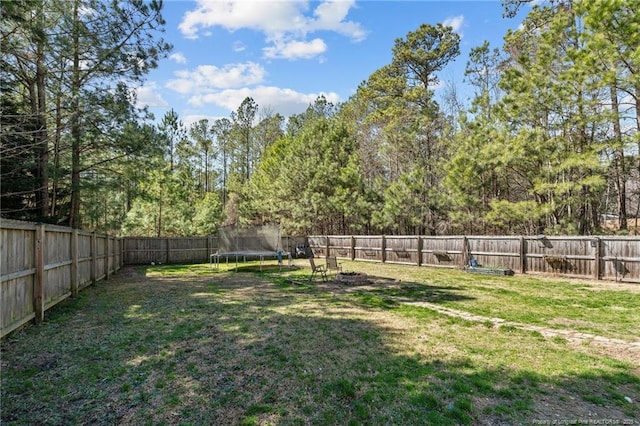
[223,153,228,206]
[51,83,62,218]
[610,84,627,231]
[36,38,49,219]
[69,0,81,228]
[204,149,209,194]
[157,195,162,238]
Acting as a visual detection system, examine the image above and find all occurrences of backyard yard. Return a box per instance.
[1,259,639,425]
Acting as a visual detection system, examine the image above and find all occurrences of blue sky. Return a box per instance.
[137,1,530,126]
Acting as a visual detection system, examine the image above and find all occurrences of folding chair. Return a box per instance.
[309,257,328,282]
[326,256,342,279]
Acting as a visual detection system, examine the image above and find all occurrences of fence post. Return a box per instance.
[593,237,601,280]
[519,236,527,274]
[120,238,125,268]
[351,236,355,261]
[166,238,171,264]
[417,236,422,267]
[34,224,45,323]
[325,236,330,258]
[381,235,386,263]
[116,238,122,271]
[71,229,79,297]
[91,232,97,285]
[461,236,469,267]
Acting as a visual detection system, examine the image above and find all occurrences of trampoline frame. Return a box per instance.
[209,250,292,271]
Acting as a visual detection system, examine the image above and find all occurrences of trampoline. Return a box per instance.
[210,224,292,271]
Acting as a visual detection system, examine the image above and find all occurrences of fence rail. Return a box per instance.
[309,234,640,283]
[1,219,123,338]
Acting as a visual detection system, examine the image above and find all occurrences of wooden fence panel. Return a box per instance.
[116,238,123,269]
[328,235,352,259]
[96,235,106,280]
[524,236,596,279]
[43,227,73,310]
[78,232,93,289]
[385,236,419,265]
[308,236,327,258]
[468,236,522,272]
[420,236,465,268]
[353,236,383,262]
[124,237,167,264]
[0,221,37,336]
[601,237,640,283]
[168,237,209,263]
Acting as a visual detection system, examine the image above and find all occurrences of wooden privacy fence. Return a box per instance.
[4,225,637,338]
[122,235,307,265]
[308,235,640,283]
[124,236,217,264]
[1,219,123,338]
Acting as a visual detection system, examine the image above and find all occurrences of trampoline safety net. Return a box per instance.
[217,224,282,255]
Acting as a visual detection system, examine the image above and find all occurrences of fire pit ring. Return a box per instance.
[336,272,368,285]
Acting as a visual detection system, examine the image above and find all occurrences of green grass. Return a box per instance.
[1,260,638,425]
[324,261,640,341]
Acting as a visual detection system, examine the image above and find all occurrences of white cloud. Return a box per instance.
[179,1,310,39]
[263,38,327,60]
[135,82,168,108]
[443,15,465,36]
[169,52,187,64]
[178,0,366,60]
[309,0,367,41]
[166,62,266,94]
[188,85,341,117]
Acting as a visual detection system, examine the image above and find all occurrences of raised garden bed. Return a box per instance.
[464,266,514,276]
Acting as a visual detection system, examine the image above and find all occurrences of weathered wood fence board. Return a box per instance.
[309,234,640,283]
[386,236,420,265]
[1,220,122,338]
[354,236,384,262]
[328,235,353,260]
[308,236,327,259]
[421,236,466,268]
[601,237,640,282]
[523,236,596,279]
[468,236,522,273]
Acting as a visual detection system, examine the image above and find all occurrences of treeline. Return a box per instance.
[2,0,639,236]
[1,0,171,230]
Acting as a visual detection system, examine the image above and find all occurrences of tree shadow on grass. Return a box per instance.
[314,274,476,305]
[1,270,638,425]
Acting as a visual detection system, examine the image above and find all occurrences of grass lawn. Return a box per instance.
[1,259,638,425]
